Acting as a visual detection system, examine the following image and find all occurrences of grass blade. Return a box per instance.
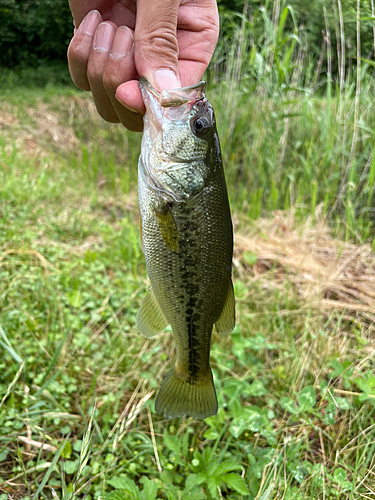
[32,437,69,500]
[0,324,23,363]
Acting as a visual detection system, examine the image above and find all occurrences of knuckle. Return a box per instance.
[203,20,219,49]
[135,23,178,62]
[87,61,102,83]
[67,37,90,65]
[102,56,137,94]
[102,69,120,94]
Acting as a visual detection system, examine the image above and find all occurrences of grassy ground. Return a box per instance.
[0,80,375,500]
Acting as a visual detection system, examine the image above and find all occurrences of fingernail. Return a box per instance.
[153,69,180,91]
[79,10,101,36]
[94,22,115,51]
[110,26,134,59]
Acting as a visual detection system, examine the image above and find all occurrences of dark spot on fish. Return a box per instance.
[187,321,200,378]
[187,298,196,308]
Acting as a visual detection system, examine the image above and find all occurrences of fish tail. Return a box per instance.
[155,367,218,419]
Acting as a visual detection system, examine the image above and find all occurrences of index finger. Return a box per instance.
[68,10,102,91]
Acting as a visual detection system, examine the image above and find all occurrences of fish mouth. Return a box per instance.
[139,78,206,111]
[139,78,207,203]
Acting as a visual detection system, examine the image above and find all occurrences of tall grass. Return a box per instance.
[208,1,375,242]
[2,2,374,241]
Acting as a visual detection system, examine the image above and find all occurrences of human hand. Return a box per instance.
[67,0,219,132]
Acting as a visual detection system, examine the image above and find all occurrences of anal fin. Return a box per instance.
[136,289,168,338]
[215,280,235,335]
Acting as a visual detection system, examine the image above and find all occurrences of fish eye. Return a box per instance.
[191,116,211,136]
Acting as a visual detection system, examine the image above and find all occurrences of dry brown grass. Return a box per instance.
[234,208,375,330]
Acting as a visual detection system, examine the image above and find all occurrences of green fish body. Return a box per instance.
[137,79,235,419]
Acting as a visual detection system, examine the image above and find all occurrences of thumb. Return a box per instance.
[135,0,181,91]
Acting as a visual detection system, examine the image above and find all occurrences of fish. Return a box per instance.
[136,78,235,419]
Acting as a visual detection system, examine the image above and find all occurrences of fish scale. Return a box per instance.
[136,79,235,419]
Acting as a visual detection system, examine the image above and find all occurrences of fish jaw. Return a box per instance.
[139,78,207,155]
[139,78,209,202]
[139,78,206,109]
[139,78,206,151]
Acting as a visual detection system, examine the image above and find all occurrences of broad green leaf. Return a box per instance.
[207,458,219,476]
[61,439,72,459]
[222,473,249,495]
[229,421,247,438]
[297,386,316,412]
[333,468,347,484]
[161,470,174,484]
[106,491,130,500]
[185,474,199,490]
[203,429,219,440]
[182,475,205,500]
[67,289,82,308]
[139,477,157,500]
[181,492,206,500]
[335,396,351,410]
[63,459,78,475]
[165,484,180,500]
[207,477,219,499]
[107,475,139,498]
[247,380,268,396]
[203,446,214,465]
[243,251,257,265]
[73,440,82,452]
[215,460,242,476]
[280,397,299,414]
[163,432,180,454]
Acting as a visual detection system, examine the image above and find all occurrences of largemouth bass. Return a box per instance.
[136,78,235,419]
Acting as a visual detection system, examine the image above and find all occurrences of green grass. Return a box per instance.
[2,3,375,498]
[209,3,375,242]
[0,83,375,500]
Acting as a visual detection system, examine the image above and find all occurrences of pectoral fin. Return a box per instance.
[155,206,179,253]
[215,280,235,335]
[136,289,169,338]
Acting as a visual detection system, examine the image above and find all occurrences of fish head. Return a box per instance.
[139,78,218,202]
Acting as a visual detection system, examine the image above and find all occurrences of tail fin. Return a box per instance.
[155,368,218,419]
